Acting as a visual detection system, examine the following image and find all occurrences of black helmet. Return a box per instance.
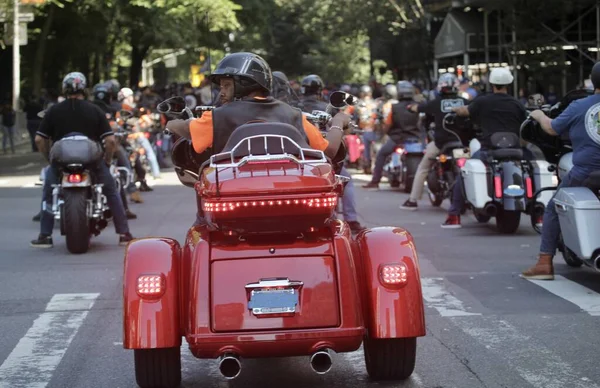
[273,71,289,84]
[105,79,121,98]
[301,74,324,96]
[62,72,87,96]
[396,80,415,100]
[93,83,109,102]
[591,62,600,89]
[208,52,272,99]
[272,71,297,103]
[383,84,398,100]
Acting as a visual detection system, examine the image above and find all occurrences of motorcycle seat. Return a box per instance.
[218,122,314,160]
[490,148,524,160]
[440,141,464,155]
[583,170,600,194]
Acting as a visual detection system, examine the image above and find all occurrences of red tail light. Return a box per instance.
[525,176,533,198]
[494,175,502,198]
[136,274,165,299]
[68,174,82,183]
[395,147,404,154]
[379,263,408,288]
[203,194,338,212]
[456,158,467,168]
[157,140,163,147]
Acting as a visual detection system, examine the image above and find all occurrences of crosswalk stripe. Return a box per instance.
[526,275,600,316]
[459,318,599,388]
[421,277,481,317]
[0,293,100,388]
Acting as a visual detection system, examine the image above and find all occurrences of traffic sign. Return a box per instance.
[0,12,34,22]
[4,23,27,46]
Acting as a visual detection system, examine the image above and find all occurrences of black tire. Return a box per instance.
[560,235,583,267]
[364,336,416,381]
[428,191,443,207]
[475,214,491,223]
[495,209,521,234]
[63,188,90,254]
[134,347,181,388]
[403,156,421,194]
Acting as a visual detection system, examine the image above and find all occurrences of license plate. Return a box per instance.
[248,288,299,316]
[246,278,303,317]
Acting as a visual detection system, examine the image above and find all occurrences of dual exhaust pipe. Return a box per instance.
[217,349,333,379]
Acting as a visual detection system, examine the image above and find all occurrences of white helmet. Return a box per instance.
[489,67,514,85]
[118,87,134,102]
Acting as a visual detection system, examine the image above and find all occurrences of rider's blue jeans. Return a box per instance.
[340,167,358,222]
[362,131,379,164]
[371,137,398,183]
[40,163,130,236]
[136,136,161,178]
[539,172,585,255]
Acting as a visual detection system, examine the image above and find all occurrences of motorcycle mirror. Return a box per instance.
[157,96,187,115]
[329,91,358,108]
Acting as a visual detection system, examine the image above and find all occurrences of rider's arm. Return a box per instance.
[188,112,214,154]
[453,106,470,117]
[35,110,53,163]
[167,118,193,140]
[531,108,565,137]
[382,108,393,133]
[97,109,117,164]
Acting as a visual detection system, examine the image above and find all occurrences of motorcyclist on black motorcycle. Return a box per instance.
[294,73,364,232]
[363,81,419,189]
[521,62,600,280]
[30,72,134,248]
[439,67,532,228]
[402,73,469,210]
[164,52,349,226]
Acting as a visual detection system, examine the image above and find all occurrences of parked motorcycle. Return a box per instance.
[48,134,112,254]
[446,113,553,234]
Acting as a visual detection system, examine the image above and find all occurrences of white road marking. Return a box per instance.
[461,318,598,388]
[526,275,600,316]
[421,277,481,317]
[15,162,36,171]
[0,293,100,388]
[0,179,10,185]
[20,182,37,188]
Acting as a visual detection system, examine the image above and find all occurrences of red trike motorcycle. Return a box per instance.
[122,92,426,387]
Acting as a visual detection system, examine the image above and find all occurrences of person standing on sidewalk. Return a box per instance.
[24,96,44,152]
[1,103,16,154]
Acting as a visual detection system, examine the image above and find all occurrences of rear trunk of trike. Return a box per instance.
[123,127,426,387]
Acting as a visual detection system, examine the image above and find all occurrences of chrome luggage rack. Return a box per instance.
[209,135,327,169]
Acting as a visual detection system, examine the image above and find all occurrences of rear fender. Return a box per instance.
[123,238,181,349]
[356,227,426,338]
[500,161,526,211]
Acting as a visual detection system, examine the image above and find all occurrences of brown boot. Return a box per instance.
[520,253,554,280]
[130,191,144,204]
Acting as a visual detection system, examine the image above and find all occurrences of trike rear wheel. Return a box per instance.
[363,336,416,381]
[134,347,181,388]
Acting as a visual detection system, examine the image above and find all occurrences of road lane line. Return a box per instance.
[526,275,600,316]
[421,277,481,317]
[0,293,100,388]
[460,318,598,388]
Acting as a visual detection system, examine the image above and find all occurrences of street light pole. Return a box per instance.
[13,0,20,111]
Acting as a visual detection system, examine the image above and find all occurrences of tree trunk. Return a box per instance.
[129,40,150,88]
[32,4,56,98]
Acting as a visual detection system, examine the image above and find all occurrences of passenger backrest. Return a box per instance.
[490,132,520,149]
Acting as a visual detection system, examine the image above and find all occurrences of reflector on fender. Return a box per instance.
[68,174,83,183]
[136,274,166,298]
[379,263,408,287]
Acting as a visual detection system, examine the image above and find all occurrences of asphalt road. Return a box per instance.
[1,157,600,388]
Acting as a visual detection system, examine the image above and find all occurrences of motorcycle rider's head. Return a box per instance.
[359,85,372,99]
[437,73,459,96]
[118,87,135,108]
[488,67,514,93]
[383,83,398,101]
[590,61,600,90]
[209,52,272,105]
[62,72,87,99]
[272,71,298,103]
[396,81,415,101]
[105,79,121,100]
[93,83,110,104]
[301,74,325,100]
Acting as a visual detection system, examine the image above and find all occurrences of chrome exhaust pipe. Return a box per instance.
[484,203,498,217]
[218,353,241,380]
[310,349,333,374]
[594,255,600,272]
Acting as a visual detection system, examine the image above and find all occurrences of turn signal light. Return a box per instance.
[136,274,165,298]
[203,194,338,212]
[439,154,448,163]
[379,263,408,287]
[395,147,404,154]
[68,174,82,183]
[525,176,533,198]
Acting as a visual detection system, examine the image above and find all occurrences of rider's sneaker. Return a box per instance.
[130,191,144,203]
[401,199,418,211]
[441,215,462,229]
[347,221,366,233]
[126,210,138,220]
[32,212,41,222]
[362,182,379,190]
[119,232,135,246]
[30,234,53,248]
[520,254,554,280]
[363,166,372,175]
[139,181,154,192]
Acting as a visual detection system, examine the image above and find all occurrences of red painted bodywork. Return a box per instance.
[123,149,426,360]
